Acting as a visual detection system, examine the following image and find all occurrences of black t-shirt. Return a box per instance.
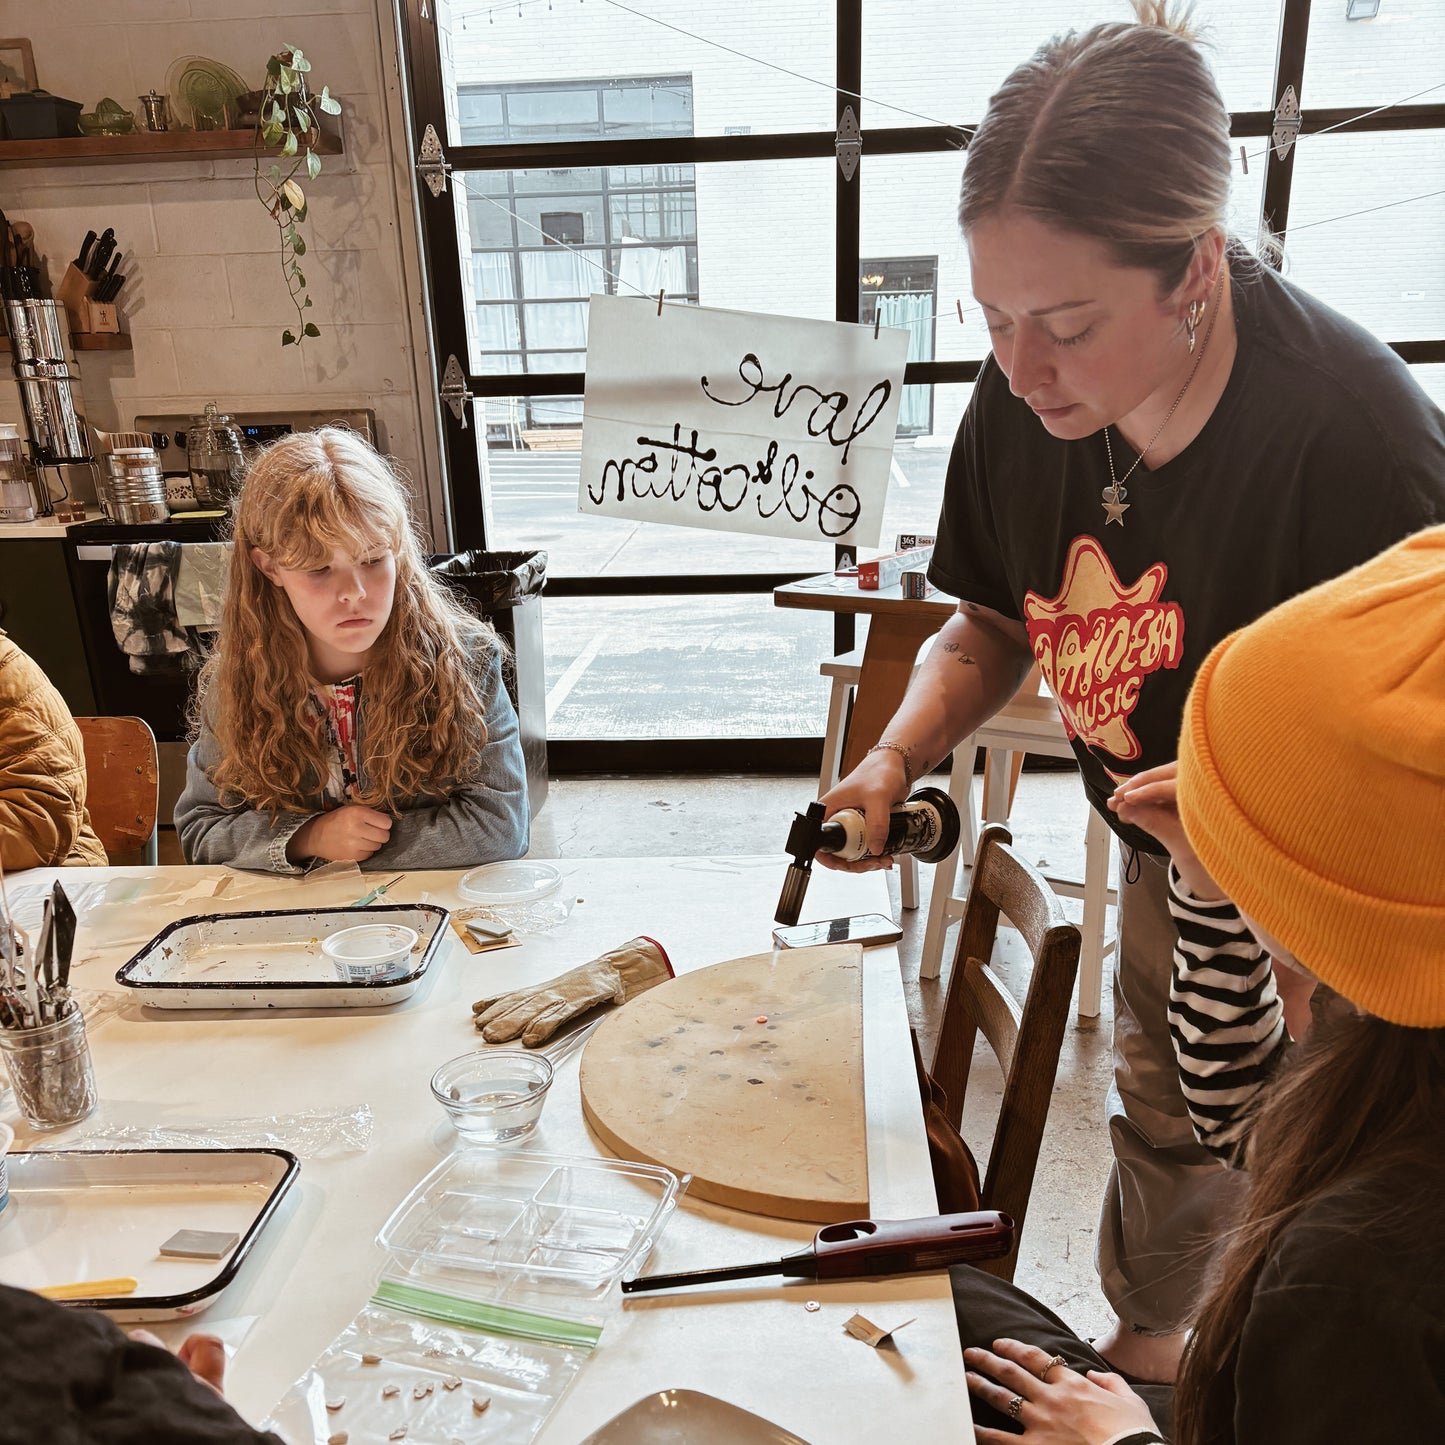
[929,255,1445,853]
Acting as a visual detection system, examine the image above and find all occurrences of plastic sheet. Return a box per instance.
[50,1103,374,1159]
[265,1301,587,1445]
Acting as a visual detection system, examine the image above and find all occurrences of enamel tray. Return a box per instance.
[0,1148,299,1322]
[115,904,450,1009]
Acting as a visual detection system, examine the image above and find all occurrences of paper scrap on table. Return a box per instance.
[844,1312,916,1347]
[450,909,524,955]
[579,293,907,548]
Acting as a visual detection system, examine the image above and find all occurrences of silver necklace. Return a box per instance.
[1101,274,1223,527]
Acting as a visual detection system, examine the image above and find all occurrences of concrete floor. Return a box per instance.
[524,766,1119,1341]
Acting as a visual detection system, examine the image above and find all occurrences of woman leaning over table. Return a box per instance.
[818,1,1445,1382]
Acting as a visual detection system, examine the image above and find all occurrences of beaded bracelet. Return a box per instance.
[866,740,915,790]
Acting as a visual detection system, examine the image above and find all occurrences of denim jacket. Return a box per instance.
[175,640,528,873]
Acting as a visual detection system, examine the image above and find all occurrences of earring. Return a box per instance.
[1185,298,1206,355]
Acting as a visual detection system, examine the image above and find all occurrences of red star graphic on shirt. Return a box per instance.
[1024,536,1185,764]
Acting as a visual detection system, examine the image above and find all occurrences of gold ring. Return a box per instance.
[1039,1353,1068,1381]
[1006,1394,1025,1420]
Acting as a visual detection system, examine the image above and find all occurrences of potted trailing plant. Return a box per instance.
[252,46,341,347]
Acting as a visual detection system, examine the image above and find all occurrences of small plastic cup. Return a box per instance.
[322,923,418,984]
[431,1050,554,1144]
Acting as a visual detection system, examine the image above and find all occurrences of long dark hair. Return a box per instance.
[1174,1009,1445,1445]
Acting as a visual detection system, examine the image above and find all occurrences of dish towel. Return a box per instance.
[175,542,232,630]
[108,542,191,675]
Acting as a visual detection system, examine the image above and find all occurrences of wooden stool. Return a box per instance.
[919,677,1115,1019]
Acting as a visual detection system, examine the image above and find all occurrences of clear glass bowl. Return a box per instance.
[430,1050,554,1144]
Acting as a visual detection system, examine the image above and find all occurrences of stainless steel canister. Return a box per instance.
[4,299,71,365]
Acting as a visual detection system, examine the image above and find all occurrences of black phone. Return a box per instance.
[772,912,904,950]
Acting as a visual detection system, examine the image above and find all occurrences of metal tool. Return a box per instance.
[75,230,97,273]
[620,1211,1014,1294]
[351,874,404,908]
[775,787,960,926]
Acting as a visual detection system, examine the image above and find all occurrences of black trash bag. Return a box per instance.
[429,550,547,611]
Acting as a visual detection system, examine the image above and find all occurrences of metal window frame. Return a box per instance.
[395,0,1445,773]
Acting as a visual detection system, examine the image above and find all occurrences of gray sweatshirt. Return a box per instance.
[174,640,528,873]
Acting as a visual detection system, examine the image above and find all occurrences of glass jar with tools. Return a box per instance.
[0,426,33,522]
[186,401,246,508]
[0,1007,98,1130]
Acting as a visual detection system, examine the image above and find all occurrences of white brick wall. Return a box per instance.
[0,0,439,529]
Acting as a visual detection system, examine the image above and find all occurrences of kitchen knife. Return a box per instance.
[96,272,125,304]
[620,1211,1015,1294]
[88,228,116,279]
[75,229,97,272]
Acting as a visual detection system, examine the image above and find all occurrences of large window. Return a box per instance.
[400,0,1445,769]
[460,79,700,432]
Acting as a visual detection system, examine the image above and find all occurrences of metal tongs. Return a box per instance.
[621,1210,1014,1294]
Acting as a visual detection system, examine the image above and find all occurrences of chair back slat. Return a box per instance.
[75,716,159,860]
[925,823,1081,1282]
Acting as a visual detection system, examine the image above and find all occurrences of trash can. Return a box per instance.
[430,550,548,819]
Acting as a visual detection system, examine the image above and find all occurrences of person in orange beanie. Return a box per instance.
[960,527,1445,1444]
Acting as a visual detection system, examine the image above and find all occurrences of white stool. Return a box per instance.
[818,647,920,910]
[919,676,1116,1019]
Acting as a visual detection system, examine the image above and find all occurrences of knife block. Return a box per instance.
[56,262,120,335]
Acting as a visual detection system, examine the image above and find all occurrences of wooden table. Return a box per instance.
[775,573,958,776]
[0,859,973,1443]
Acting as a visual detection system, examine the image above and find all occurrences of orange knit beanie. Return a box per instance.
[1178,526,1445,1027]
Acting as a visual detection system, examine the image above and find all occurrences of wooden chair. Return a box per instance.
[925,823,1080,1282]
[75,716,159,865]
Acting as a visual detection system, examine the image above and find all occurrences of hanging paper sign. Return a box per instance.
[578,294,908,547]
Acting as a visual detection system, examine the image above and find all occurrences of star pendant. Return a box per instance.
[1103,494,1130,526]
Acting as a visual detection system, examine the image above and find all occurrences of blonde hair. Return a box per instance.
[959,1,1229,295]
[194,428,500,815]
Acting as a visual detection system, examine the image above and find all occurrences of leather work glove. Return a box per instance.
[471,936,673,1047]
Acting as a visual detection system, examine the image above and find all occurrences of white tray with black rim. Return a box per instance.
[0,1148,299,1322]
[114,904,451,1009]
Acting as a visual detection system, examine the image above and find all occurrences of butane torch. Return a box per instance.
[776,786,961,926]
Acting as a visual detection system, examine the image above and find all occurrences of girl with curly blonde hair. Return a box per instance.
[175,428,528,873]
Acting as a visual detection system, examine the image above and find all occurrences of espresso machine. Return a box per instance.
[4,298,97,518]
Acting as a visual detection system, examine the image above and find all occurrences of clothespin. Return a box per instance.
[656,289,665,315]
[955,299,964,324]
[873,309,881,339]
[1240,144,1249,175]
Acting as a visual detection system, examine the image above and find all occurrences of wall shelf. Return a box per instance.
[0,127,342,169]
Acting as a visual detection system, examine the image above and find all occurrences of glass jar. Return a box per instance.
[186,401,246,508]
[0,1008,98,1130]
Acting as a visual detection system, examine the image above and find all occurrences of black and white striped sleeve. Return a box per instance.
[1166,867,1288,1167]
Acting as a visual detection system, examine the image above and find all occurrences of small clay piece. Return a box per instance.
[159,1229,241,1260]
[382,1383,400,1399]
[472,1396,492,1415]
[442,1376,462,1391]
[425,1347,446,1359]
[413,1382,434,1400]
[389,1430,408,1442]
[325,1397,346,1413]
[328,1434,349,1445]
[804,1300,820,1312]
[756,1015,768,1024]
[361,1353,382,1366]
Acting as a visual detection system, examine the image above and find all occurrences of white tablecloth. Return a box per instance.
[1,857,971,1443]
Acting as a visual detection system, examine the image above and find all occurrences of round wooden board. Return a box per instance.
[579,943,867,1222]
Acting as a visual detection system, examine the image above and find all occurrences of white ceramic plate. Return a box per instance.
[578,1389,814,1444]
[458,860,563,905]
